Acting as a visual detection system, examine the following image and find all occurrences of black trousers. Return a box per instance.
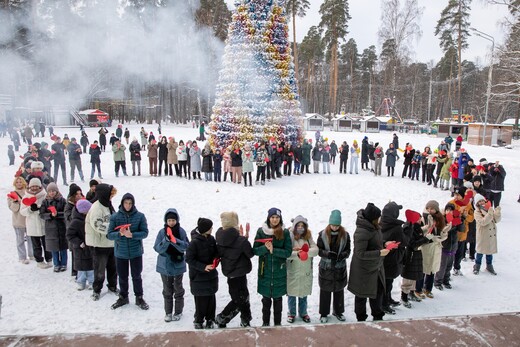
[219,275,251,323]
[115,256,143,298]
[92,247,117,294]
[339,158,347,173]
[31,236,52,263]
[256,166,266,182]
[161,274,185,315]
[194,295,216,324]
[382,278,395,307]
[115,161,127,175]
[158,158,168,175]
[402,163,411,178]
[262,296,283,325]
[387,166,395,176]
[178,161,187,177]
[53,160,67,184]
[354,279,385,321]
[319,289,344,316]
[488,191,502,207]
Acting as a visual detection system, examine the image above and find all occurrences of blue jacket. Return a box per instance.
[153,208,189,276]
[107,193,149,259]
[458,153,472,178]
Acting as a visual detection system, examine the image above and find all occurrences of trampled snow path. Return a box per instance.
[1,123,519,335]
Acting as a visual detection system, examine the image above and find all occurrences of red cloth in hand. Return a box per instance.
[22,197,37,206]
[7,192,19,201]
[166,227,177,243]
[212,258,220,268]
[300,243,309,253]
[47,206,57,215]
[255,238,273,243]
[298,251,308,261]
[385,242,400,250]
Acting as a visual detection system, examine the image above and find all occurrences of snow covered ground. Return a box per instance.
[1,123,519,336]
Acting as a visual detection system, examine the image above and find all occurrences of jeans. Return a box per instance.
[14,227,33,260]
[435,250,455,285]
[214,168,221,182]
[204,172,212,181]
[475,253,493,265]
[92,247,117,294]
[322,161,330,174]
[69,159,84,181]
[161,274,185,315]
[116,256,143,298]
[453,241,466,270]
[52,249,68,267]
[411,165,420,180]
[287,296,308,317]
[293,161,301,174]
[416,273,434,292]
[91,162,101,178]
[77,270,94,285]
[53,160,67,184]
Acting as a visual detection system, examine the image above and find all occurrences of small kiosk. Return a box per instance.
[304,113,325,131]
[360,116,380,133]
[467,123,513,146]
[436,123,468,139]
[332,115,354,132]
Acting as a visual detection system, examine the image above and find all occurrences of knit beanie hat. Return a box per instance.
[220,211,239,230]
[328,210,342,225]
[425,200,440,213]
[47,182,59,193]
[382,201,403,219]
[453,186,467,197]
[362,203,381,222]
[30,161,44,170]
[267,207,282,219]
[29,177,42,188]
[76,199,92,214]
[197,218,213,234]
[291,215,308,229]
[89,178,101,187]
[165,211,178,221]
[474,194,486,204]
[463,181,473,189]
[68,183,82,198]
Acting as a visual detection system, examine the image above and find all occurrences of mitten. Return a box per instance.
[166,227,177,243]
[30,203,39,211]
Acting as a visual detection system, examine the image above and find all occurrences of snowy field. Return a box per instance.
[1,123,519,336]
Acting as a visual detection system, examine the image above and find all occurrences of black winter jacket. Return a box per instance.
[40,196,68,252]
[215,227,253,278]
[380,216,407,279]
[186,230,219,296]
[66,209,94,271]
[401,222,430,281]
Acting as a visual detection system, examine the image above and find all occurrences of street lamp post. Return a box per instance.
[471,27,494,146]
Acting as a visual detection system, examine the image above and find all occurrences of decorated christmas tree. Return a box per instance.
[208,0,304,150]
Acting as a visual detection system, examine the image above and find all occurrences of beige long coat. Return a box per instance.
[475,206,501,255]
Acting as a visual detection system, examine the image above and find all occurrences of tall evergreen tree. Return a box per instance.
[319,0,351,116]
[285,0,310,87]
[435,0,472,121]
[195,0,232,41]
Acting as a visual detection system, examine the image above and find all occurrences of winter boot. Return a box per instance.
[473,264,480,275]
[111,296,129,310]
[135,296,149,310]
[486,264,497,275]
[401,291,412,308]
[388,297,401,307]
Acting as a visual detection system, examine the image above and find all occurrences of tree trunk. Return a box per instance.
[292,5,299,89]
[457,0,462,123]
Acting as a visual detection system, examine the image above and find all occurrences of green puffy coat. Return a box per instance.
[253,224,292,298]
[440,157,452,180]
[301,141,312,166]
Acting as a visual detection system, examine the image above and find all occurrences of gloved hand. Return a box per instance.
[328,251,338,260]
[30,203,39,211]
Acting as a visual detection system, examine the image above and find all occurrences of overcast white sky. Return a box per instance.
[224,0,510,65]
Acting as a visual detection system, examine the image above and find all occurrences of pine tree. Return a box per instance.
[285,0,310,87]
[208,0,303,150]
[319,0,351,116]
[435,0,472,121]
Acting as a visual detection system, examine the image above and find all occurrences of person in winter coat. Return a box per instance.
[7,176,34,263]
[157,136,169,176]
[139,128,148,151]
[392,133,399,150]
[24,125,34,145]
[282,143,293,176]
[487,161,506,207]
[368,142,376,172]
[457,150,471,187]
[373,145,384,176]
[402,144,414,178]
[112,139,128,177]
[66,199,94,290]
[39,182,68,272]
[380,201,406,315]
[129,138,142,176]
[329,140,338,165]
[292,142,303,175]
[311,142,322,174]
[385,143,399,177]
[348,203,387,321]
[148,131,156,144]
[186,218,218,329]
[301,139,312,174]
[361,137,369,171]
[86,179,100,202]
[321,142,331,174]
[64,183,84,276]
[350,140,360,174]
[420,146,431,183]
[154,208,189,322]
[213,148,222,182]
[89,140,102,179]
[80,132,89,153]
[434,203,462,290]
[414,200,450,299]
[473,194,501,275]
[109,133,118,147]
[115,125,123,140]
[455,134,463,151]
[167,137,179,176]
[189,141,202,180]
[85,183,118,300]
[201,143,214,182]
[339,141,349,174]
[253,208,292,326]
[286,215,318,323]
[438,153,453,191]
[98,127,108,152]
[400,210,429,308]
[108,193,150,310]
[242,143,254,186]
[215,211,254,328]
[433,150,448,188]
[148,140,158,176]
[20,178,52,268]
[255,142,268,185]
[123,128,130,144]
[51,137,68,185]
[222,147,232,182]
[230,143,243,183]
[410,150,422,181]
[177,140,188,178]
[317,210,351,323]
[450,187,474,275]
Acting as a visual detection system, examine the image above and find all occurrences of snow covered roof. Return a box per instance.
[304,113,325,119]
[501,118,518,125]
[375,116,395,123]
[360,116,379,122]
